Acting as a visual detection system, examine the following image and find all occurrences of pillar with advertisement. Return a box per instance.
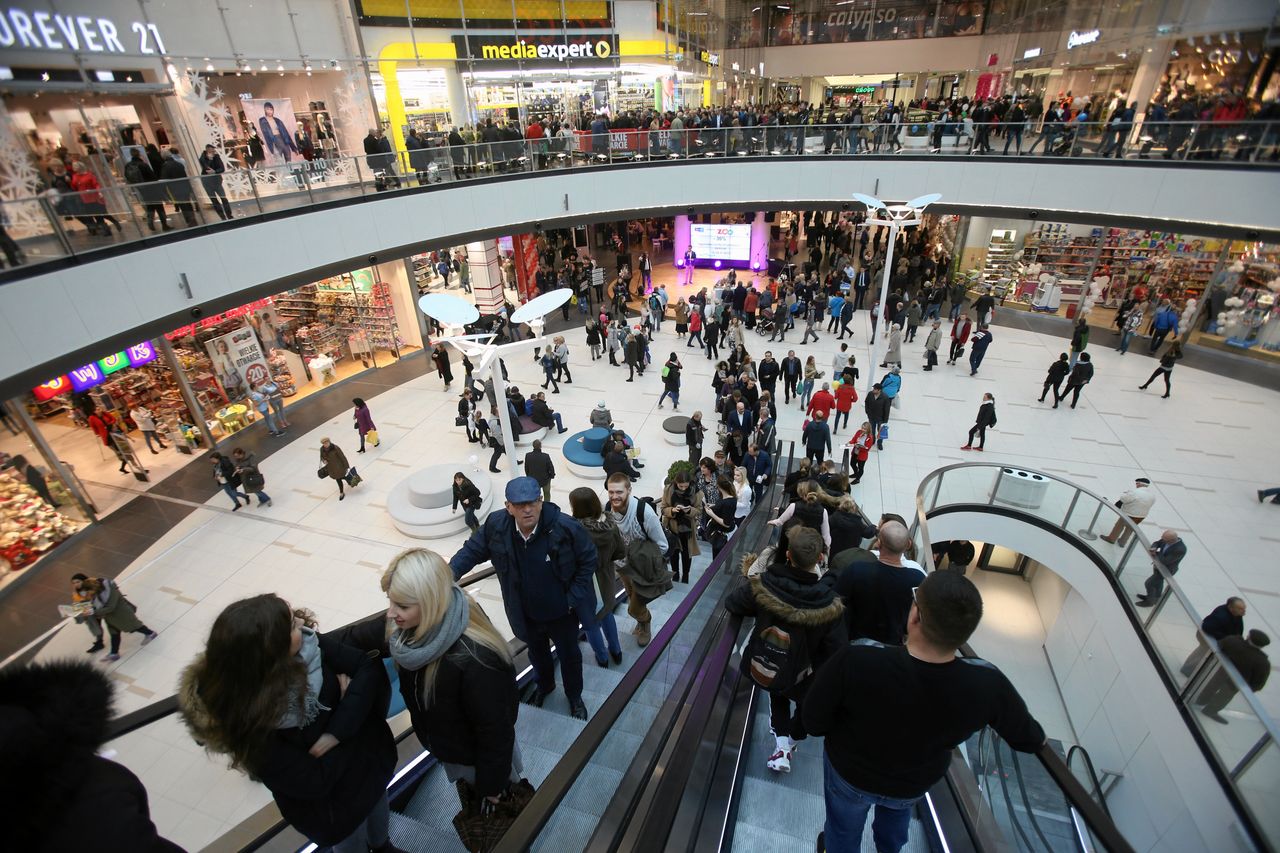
[512,233,541,303]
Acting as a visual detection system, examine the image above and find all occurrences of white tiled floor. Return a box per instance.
[27,293,1280,851]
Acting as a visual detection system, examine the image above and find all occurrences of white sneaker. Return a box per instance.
[767,737,795,773]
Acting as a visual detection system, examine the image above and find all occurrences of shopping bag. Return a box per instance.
[317,467,327,479]
[879,424,889,441]
[891,395,901,410]
[452,777,537,852]
[345,467,362,487]
[366,429,380,447]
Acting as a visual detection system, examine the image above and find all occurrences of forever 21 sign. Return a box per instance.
[0,7,167,55]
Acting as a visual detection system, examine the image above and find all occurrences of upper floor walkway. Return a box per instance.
[2,122,1279,394]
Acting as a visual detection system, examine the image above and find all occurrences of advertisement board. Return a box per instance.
[242,98,300,166]
[690,223,752,262]
[204,325,272,402]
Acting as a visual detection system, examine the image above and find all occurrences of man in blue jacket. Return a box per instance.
[450,476,598,720]
[744,443,772,502]
[1149,300,1179,352]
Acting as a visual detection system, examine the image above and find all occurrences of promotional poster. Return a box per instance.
[205,325,273,402]
[242,97,300,166]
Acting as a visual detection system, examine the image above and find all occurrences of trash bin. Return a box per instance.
[993,467,1049,509]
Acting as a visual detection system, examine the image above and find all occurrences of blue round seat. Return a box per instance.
[563,427,633,478]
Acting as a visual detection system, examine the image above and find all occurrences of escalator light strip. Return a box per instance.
[923,792,952,853]
[390,748,435,786]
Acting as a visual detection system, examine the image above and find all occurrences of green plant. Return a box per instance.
[666,459,695,485]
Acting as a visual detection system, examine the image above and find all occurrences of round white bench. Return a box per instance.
[388,464,494,539]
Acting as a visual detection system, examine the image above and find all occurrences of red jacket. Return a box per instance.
[807,389,835,419]
[87,411,117,446]
[689,311,702,332]
[846,429,874,461]
[951,318,972,344]
[834,383,858,413]
[744,290,759,313]
[69,170,104,205]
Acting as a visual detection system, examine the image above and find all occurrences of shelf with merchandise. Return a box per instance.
[0,467,82,572]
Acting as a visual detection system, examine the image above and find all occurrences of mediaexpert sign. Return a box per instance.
[452,33,618,66]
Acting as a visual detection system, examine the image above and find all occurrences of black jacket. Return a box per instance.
[0,661,184,852]
[530,399,556,429]
[524,449,555,485]
[975,401,997,428]
[452,479,482,511]
[835,558,926,644]
[341,620,518,797]
[1065,361,1094,386]
[757,359,780,386]
[604,449,640,479]
[1045,360,1070,384]
[864,392,891,422]
[829,508,877,558]
[179,633,395,847]
[1201,603,1244,641]
[725,559,847,687]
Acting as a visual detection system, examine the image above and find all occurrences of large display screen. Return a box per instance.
[690,223,752,261]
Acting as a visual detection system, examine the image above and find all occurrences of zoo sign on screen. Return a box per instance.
[690,224,752,262]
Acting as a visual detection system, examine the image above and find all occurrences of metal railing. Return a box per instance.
[909,461,1280,852]
[2,118,1276,275]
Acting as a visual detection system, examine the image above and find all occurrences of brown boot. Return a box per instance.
[635,620,652,647]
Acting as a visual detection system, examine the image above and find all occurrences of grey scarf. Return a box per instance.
[278,627,328,729]
[388,586,470,673]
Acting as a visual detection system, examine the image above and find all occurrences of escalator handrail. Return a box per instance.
[1065,743,1114,817]
[494,492,779,851]
[911,479,1138,853]
[103,566,498,742]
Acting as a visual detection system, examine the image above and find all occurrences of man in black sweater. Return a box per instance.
[1197,630,1271,724]
[523,439,555,502]
[1181,597,1245,677]
[833,520,924,644]
[804,571,1045,853]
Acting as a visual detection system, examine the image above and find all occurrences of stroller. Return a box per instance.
[755,307,778,337]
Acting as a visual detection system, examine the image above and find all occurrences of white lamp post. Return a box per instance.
[419,290,571,482]
[853,192,942,395]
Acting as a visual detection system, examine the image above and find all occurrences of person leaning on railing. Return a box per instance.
[804,570,1046,853]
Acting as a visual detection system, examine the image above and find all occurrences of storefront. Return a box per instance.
[4,260,424,528]
[1155,31,1273,105]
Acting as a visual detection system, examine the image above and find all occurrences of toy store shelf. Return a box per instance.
[1192,333,1280,364]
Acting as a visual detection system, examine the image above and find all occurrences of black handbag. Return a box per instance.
[455,416,468,426]
[451,778,537,852]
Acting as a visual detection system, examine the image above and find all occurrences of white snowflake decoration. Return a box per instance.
[1179,297,1197,330]
[0,109,46,236]
[334,69,375,153]
[1080,275,1108,315]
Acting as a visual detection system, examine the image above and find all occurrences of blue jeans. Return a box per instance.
[659,388,679,408]
[1068,350,1081,368]
[463,506,479,530]
[257,407,278,433]
[822,752,919,853]
[1118,330,1135,353]
[800,379,815,408]
[585,612,621,664]
[220,483,249,507]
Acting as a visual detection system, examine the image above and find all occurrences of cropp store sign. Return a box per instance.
[453,34,617,65]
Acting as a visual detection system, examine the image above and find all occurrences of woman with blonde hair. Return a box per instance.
[342,548,523,808]
[733,466,754,520]
[768,480,832,553]
[179,595,401,853]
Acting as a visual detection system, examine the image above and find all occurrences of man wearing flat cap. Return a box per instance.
[450,475,598,720]
[1101,477,1155,547]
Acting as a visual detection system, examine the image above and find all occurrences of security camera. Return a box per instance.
[1245,230,1260,241]
[1027,210,1040,219]
[190,306,204,318]
[841,202,850,211]
[368,254,378,264]
[687,207,695,217]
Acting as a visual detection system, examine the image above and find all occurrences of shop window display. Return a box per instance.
[0,450,84,576]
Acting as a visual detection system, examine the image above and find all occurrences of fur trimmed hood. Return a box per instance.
[177,656,232,759]
[0,660,115,830]
[739,551,844,627]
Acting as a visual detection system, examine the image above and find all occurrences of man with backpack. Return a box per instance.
[648,289,665,332]
[607,474,671,647]
[804,571,1045,853]
[726,526,845,775]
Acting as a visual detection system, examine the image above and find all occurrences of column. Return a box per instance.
[468,240,506,315]
[156,336,218,451]
[6,399,98,521]
[1126,40,1174,125]
[379,58,410,160]
[446,65,471,127]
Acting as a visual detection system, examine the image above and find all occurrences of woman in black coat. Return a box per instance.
[1039,353,1070,403]
[962,393,997,451]
[342,549,522,806]
[452,472,483,534]
[179,595,401,853]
